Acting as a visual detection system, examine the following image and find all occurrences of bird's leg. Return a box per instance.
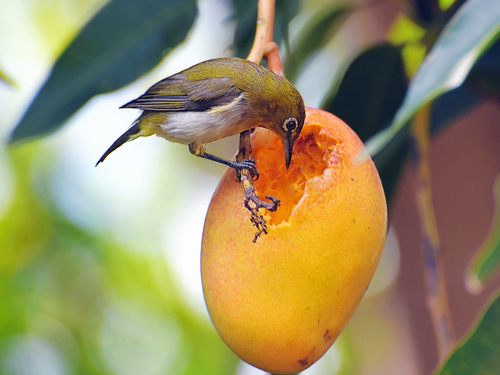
[189,143,259,180]
[236,130,281,243]
[199,152,260,180]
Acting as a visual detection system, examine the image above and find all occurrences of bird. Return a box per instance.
[96,57,305,177]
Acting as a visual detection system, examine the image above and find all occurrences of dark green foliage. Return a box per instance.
[431,38,500,134]
[322,44,408,202]
[435,292,500,374]
[9,0,197,143]
[322,44,407,144]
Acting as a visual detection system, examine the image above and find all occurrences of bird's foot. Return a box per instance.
[232,159,260,181]
[243,184,281,243]
[195,152,259,180]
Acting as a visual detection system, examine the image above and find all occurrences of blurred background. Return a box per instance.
[1,0,500,374]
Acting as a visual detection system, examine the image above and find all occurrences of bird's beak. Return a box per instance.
[285,137,294,169]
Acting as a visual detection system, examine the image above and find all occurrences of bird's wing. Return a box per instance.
[120,74,242,112]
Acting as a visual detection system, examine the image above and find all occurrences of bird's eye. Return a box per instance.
[283,118,297,132]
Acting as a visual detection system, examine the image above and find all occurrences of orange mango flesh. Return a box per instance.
[201,108,387,374]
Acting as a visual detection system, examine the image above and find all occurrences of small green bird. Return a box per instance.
[96,57,305,176]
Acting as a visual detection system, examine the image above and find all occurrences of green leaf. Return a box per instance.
[285,4,348,83]
[364,0,500,159]
[465,38,500,100]
[434,292,500,374]
[321,43,408,203]
[0,67,15,86]
[430,83,482,134]
[9,0,197,144]
[430,38,500,134]
[388,14,426,45]
[410,0,443,25]
[274,0,301,56]
[465,175,500,294]
[322,44,407,143]
[230,0,256,59]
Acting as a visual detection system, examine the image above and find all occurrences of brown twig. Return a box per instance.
[237,0,282,242]
[410,104,455,362]
[246,0,275,64]
[264,42,285,77]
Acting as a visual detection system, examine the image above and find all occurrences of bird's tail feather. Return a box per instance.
[96,122,142,166]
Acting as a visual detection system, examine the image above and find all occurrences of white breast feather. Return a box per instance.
[157,94,250,145]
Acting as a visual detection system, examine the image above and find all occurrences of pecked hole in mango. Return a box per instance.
[252,123,343,226]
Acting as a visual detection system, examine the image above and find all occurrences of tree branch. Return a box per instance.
[411,104,456,362]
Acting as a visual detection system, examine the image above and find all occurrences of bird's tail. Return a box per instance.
[96,121,143,166]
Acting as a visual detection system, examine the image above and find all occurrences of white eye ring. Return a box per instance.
[283,118,297,132]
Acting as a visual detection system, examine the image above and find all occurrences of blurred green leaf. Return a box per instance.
[465,37,500,99]
[230,0,256,59]
[322,44,407,143]
[431,37,500,134]
[439,0,456,11]
[0,147,52,277]
[465,175,500,294]
[9,0,197,144]
[388,14,426,45]
[231,0,300,60]
[274,0,300,56]
[0,144,237,374]
[429,80,481,134]
[388,14,427,76]
[410,0,443,25]
[434,292,500,374]
[0,66,15,86]
[322,43,408,203]
[285,4,348,83]
[364,0,500,160]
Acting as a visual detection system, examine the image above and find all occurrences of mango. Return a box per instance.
[201,108,387,374]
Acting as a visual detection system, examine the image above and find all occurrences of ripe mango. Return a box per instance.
[201,108,387,374]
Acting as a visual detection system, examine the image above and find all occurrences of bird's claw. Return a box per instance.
[234,159,259,181]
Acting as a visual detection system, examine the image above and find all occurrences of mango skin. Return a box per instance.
[201,108,387,374]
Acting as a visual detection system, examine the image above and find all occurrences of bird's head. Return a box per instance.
[224,59,306,168]
[267,84,305,169]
